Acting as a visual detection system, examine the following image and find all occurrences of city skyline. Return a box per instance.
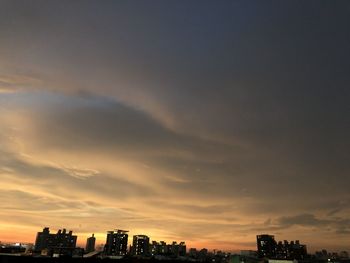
[0,0,350,253]
[0,226,346,255]
[2,226,349,260]
[0,227,316,254]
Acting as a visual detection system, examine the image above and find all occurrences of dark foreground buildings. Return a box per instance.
[276,240,307,260]
[132,235,150,256]
[257,234,277,258]
[257,234,307,260]
[34,227,77,256]
[85,234,96,253]
[149,241,186,257]
[104,230,129,256]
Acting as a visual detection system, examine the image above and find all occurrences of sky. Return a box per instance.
[0,0,349,253]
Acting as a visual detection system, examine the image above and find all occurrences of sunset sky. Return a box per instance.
[0,0,349,252]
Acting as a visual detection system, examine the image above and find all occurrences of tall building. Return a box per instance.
[34,227,77,255]
[159,241,168,254]
[258,235,307,260]
[85,234,96,253]
[35,227,52,252]
[178,242,186,256]
[150,241,159,256]
[257,234,277,258]
[167,241,186,256]
[189,248,198,258]
[132,235,149,256]
[104,229,128,256]
[148,240,186,257]
[287,240,307,260]
[274,239,308,260]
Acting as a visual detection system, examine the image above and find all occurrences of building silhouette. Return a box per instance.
[85,234,96,253]
[276,240,307,260]
[34,227,77,256]
[168,241,186,257]
[178,242,186,256]
[35,227,52,252]
[132,235,149,256]
[104,230,128,256]
[257,234,307,260]
[149,240,186,257]
[257,234,277,258]
[150,241,161,256]
[159,241,167,254]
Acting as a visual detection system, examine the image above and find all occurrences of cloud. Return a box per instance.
[1,91,349,223]
[1,1,349,141]
[0,87,15,93]
[60,166,99,180]
[272,214,350,236]
[0,73,42,93]
[277,214,329,227]
[0,92,275,248]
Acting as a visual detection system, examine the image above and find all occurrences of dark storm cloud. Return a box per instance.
[278,214,329,227]
[7,91,238,163]
[276,214,350,235]
[2,91,349,214]
[246,213,350,238]
[1,0,348,165]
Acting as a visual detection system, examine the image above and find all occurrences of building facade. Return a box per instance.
[132,235,149,256]
[104,230,128,256]
[85,234,96,253]
[34,227,77,255]
[257,234,277,258]
[257,234,307,260]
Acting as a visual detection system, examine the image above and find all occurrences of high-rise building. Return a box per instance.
[34,227,77,255]
[35,227,52,252]
[276,241,288,259]
[178,242,186,256]
[198,248,208,261]
[132,235,149,256]
[104,230,128,256]
[85,234,96,253]
[189,248,198,258]
[167,242,178,256]
[150,241,159,256]
[287,240,307,260]
[148,240,186,257]
[159,241,168,254]
[258,235,307,260]
[257,234,277,258]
